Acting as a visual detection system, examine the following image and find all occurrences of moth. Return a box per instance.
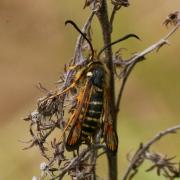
[56,20,139,153]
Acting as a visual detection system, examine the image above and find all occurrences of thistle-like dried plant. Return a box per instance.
[23,1,180,179]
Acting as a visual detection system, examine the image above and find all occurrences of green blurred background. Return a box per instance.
[0,0,180,179]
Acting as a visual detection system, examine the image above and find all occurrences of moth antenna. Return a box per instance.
[65,20,94,61]
[97,34,140,59]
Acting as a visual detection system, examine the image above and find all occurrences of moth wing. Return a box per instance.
[103,121,118,154]
[66,121,82,151]
[65,80,93,151]
[103,88,118,154]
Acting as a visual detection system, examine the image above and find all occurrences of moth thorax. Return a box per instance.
[91,67,104,88]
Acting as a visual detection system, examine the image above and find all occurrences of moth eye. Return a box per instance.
[86,71,93,77]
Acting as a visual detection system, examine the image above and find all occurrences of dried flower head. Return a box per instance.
[145,151,180,179]
[83,0,102,11]
[111,0,129,7]
[163,11,180,27]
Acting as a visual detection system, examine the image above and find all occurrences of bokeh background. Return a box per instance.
[0,0,180,179]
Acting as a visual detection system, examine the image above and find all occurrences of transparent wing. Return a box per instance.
[103,88,118,154]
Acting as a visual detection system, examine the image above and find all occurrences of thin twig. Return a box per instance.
[116,22,180,110]
[72,11,95,65]
[55,144,105,179]
[110,5,122,33]
[122,125,180,180]
[115,60,140,112]
[127,22,180,65]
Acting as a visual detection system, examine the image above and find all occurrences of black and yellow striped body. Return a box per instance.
[81,87,103,141]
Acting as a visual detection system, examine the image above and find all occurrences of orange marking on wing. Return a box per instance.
[60,80,92,140]
[66,121,81,146]
[104,124,118,153]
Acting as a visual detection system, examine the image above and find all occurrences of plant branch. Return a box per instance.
[116,22,180,110]
[72,11,95,65]
[55,144,105,179]
[110,0,130,32]
[122,125,180,180]
[96,1,117,180]
[110,5,122,33]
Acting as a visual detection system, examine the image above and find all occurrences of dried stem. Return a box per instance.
[56,144,105,179]
[72,11,95,65]
[96,1,117,180]
[116,22,180,110]
[110,5,122,33]
[122,125,180,180]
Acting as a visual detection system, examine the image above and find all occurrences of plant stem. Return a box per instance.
[96,1,117,180]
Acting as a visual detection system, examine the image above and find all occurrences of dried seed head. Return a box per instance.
[38,96,62,117]
[24,111,42,123]
[163,11,180,27]
[111,0,130,7]
[40,162,47,171]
